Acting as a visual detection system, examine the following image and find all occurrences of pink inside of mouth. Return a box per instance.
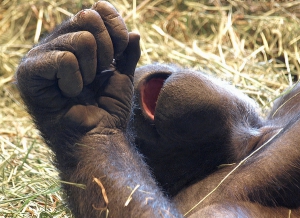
[141,77,166,121]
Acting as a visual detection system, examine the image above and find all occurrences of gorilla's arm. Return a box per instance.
[16,2,180,217]
[57,132,180,217]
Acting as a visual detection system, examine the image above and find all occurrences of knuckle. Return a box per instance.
[42,32,96,54]
[92,1,124,30]
[93,1,119,20]
[76,31,96,50]
[72,9,106,33]
[25,44,46,57]
[57,51,78,73]
[57,52,82,97]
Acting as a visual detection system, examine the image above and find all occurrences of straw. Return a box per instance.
[0,0,299,216]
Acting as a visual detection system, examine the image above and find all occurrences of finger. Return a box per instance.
[57,52,83,97]
[40,31,97,85]
[92,1,129,59]
[116,32,141,77]
[43,9,113,72]
[72,9,113,72]
[96,72,133,129]
[64,105,110,131]
[18,50,83,99]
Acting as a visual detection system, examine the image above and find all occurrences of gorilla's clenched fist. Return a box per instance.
[17,2,140,137]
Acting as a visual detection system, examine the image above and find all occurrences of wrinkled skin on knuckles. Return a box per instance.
[16,1,300,217]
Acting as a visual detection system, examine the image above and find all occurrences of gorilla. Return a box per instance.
[15,1,300,217]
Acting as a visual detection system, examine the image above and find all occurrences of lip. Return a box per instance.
[134,64,175,121]
[140,74,170,121]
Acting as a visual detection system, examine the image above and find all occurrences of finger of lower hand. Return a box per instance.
[116,32,141,77]
[43,9,114,72]
[18,50,83,99]
[40,31,97,85]
[92,1,129,59]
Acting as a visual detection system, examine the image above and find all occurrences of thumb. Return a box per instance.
[116,32,141,77]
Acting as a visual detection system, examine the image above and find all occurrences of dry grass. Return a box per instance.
[0,0,299,217]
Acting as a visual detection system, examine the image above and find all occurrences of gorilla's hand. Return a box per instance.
[16,1,140,139]
[14,4,178,217]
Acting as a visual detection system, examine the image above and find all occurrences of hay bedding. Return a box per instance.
[0,0,299,217]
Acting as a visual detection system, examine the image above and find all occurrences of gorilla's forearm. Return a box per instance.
[56,132,181,218]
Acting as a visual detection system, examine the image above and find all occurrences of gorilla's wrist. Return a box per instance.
[53,131,127,173]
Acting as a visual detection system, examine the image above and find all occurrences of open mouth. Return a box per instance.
[140,74,170,121]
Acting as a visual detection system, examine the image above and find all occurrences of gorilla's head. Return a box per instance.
[130,64,262,195]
